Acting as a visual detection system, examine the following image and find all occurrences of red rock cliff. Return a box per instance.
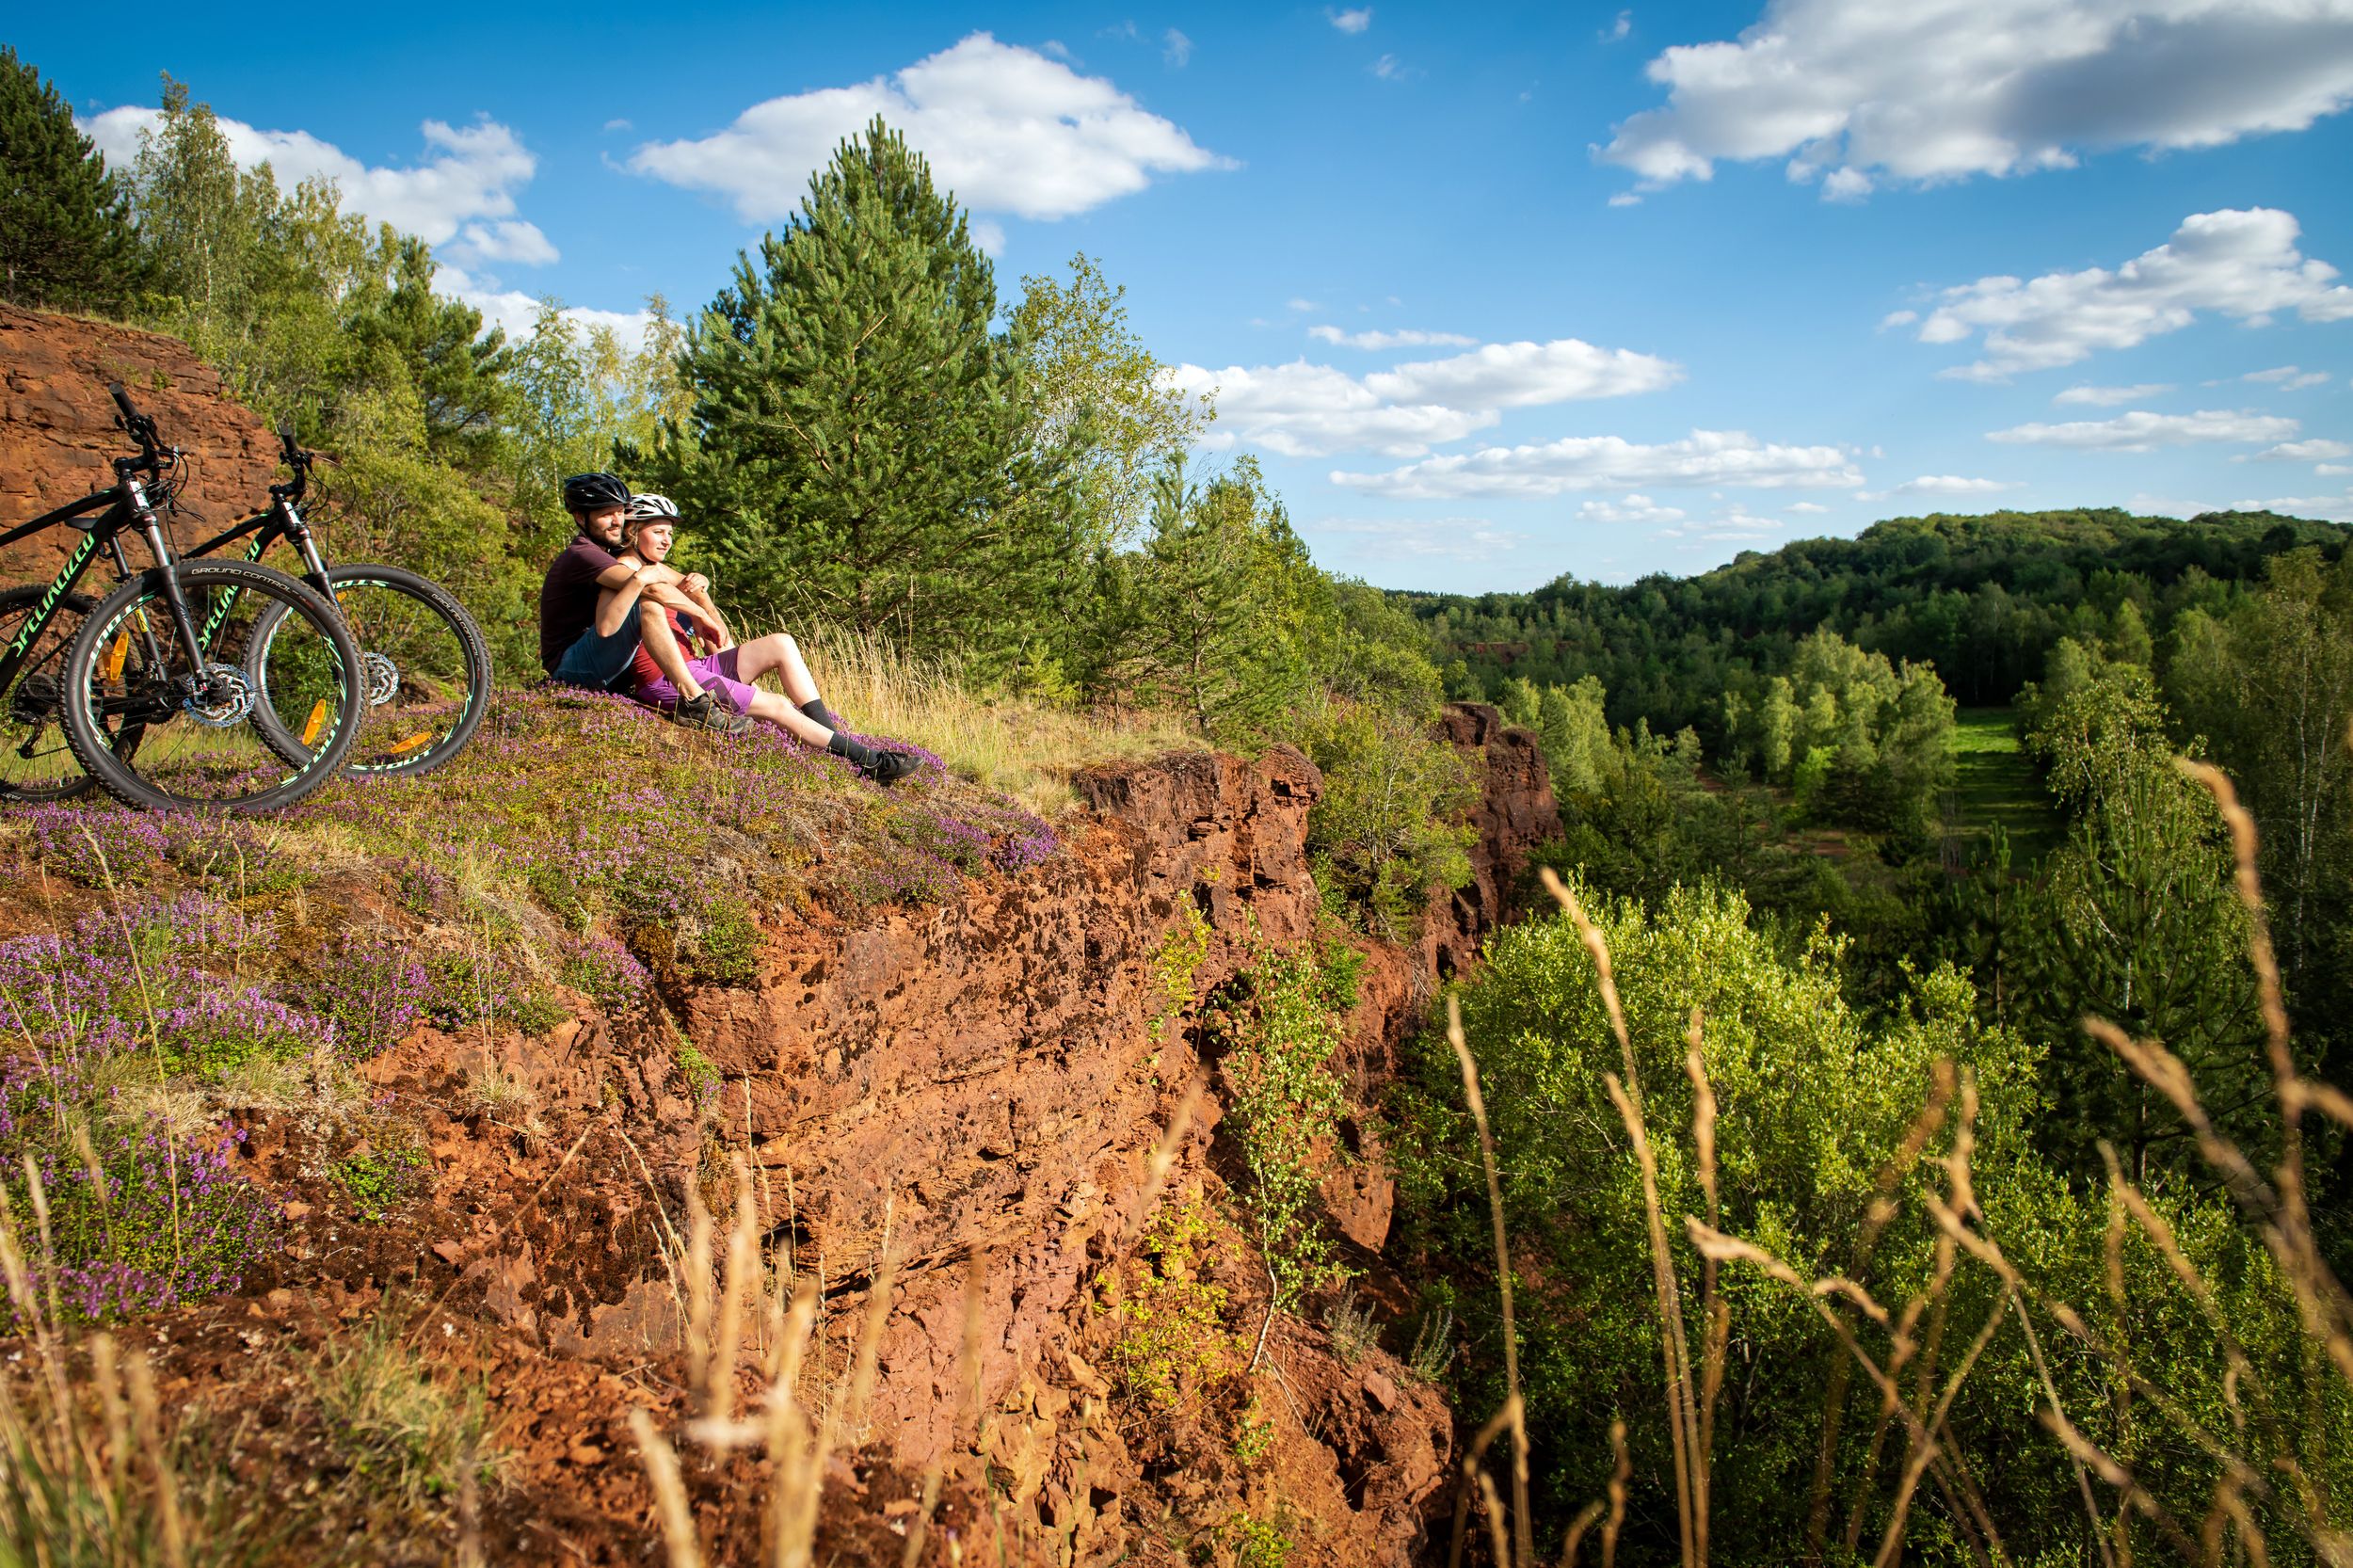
[345,730,1557,1566]
[0,305,280,584]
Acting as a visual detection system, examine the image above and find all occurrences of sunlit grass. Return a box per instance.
[795,625,1201,816]
[1946,705,2060,860]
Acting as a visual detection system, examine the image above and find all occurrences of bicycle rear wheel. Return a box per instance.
[60,561,364,813]
[248,564,492,777]
[0,584,100,802]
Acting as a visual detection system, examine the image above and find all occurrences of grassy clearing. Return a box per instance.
[1945,706,2060,861]
[797,626,1201,816]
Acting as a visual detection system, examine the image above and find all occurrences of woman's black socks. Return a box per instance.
[825,730,877,769]
[800,697,843,729]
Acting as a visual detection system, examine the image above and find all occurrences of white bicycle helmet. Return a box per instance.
[625,492,680,522]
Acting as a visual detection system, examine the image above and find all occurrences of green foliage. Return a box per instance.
[1393,878,2344,1558]
[1010,250,1209,555]
[1302,701,1480,937]
[1151,895,1214,1038]
[1109,1196,1239,1409]
[0,47,145,312]
[1077,457,1322,734]
[328,1135,428,1223]
[674,1038,722,1105]
[1390,883,2031,1547]
[658,118,1066,657]
[1721,630,1956,832]
[681,898,761,988]
[1229,1398,1274,1466]
[1209,939,1359,1308]
[2011,661,2267,1182]
[1410,508,2347,737]
[1218,1512,1293,1568]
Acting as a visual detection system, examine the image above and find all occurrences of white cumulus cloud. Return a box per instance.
[1600,0,2353,197]
[1331,430,1866,500]
[1577,493,1688,524]
[1987,408,2299,450]
[1329,7,1373,34]
[1865,475,2024,500]
[2240,364,2333,389]
[1307,326,1480,350]
[629,33,1230,224]
[82,108,540,250]
[453,219,558,266]
[1170,338,1679,458]
[2246,438,2353,461]
[2233,488,2353,521]
[1168,361,1493,457]
[1365,339,1682,408]
[2056,382,2176,406]
[1912,208,2353,381]
[1307,517,1530,562]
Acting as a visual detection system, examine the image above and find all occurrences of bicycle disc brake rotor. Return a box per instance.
[182,664,258,728]
[360,651,401,707]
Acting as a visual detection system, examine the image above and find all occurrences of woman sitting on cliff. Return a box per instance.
[600,495,918,785]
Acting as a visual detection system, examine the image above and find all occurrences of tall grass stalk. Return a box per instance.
[0,1165,253,1566]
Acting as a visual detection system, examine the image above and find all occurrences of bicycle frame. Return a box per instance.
[0,475,207,713]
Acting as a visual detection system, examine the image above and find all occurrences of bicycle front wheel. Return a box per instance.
[61,562,364,813]
[248,564,491,777]
[0,583,100,803]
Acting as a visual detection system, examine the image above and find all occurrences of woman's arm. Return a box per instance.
[643,578,727,643]
[680,582,734,649]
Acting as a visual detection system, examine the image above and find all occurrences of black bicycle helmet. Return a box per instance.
[562,472,632,515]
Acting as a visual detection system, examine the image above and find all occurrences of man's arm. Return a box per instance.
[593,562,654,636]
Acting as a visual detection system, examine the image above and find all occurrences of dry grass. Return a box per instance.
[0,1167,261,1567]
[794,626,1199,816]
[627,1089,1203,1567]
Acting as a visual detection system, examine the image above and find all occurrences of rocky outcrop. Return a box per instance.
[351,726,1556,1566]
[0,305,280,584]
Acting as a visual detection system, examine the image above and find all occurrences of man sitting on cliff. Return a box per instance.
[538,472,749,734]
[604,494,919,784]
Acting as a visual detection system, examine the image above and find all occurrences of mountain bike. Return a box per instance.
[178,426,491,777]
[0,385,363,813]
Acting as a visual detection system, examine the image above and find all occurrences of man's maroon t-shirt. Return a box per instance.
[538,536,621,673]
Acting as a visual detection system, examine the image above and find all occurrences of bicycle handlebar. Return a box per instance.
[105,381,165,474]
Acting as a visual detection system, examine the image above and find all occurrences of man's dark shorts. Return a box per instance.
[549,619,641,692]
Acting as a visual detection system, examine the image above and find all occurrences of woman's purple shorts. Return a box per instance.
[636,646,759,716]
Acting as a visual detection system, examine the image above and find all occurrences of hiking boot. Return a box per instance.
[858,748,920,787]
[675,690,752,736]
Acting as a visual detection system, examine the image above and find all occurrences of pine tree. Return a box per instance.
[658,117,1071,652]
[0,47,144,312]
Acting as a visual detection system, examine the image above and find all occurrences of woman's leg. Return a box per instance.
[726,632,822,707]
[743,688,833,747]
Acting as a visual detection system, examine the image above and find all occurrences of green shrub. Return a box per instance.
[1391,877,2346,1559]
[1109,1197,1238,1410]
[1303,701,1479,938]
[683,898,761,988]
[1209,938,1359,1309]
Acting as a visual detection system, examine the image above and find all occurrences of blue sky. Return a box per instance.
[19,0,2353,591]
